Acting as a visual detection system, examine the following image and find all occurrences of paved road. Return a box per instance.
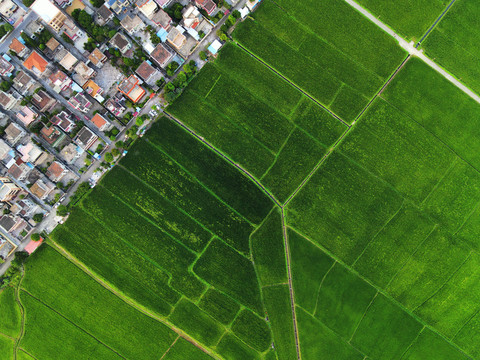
[344,0,480,105]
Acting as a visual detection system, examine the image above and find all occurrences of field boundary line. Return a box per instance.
[412,251,473,313]
[452,306,480,341]
[48,241,222,360]
[13,266,26,360]
[144,139,257,227]
[159,335,180,360]
[233,41,350,128]
[398,326,425,360]
[419,156,457,207]
[348,292,378,343]
[415,0,458,48]
[20,289,127,359]
[17,348,38,360]
[0,331,15,341]
[312,261,337,316]
[203,75,222,99]
[286,225,475,358]
[163,112,282,207]
[259,127,296,181]
[454,199,480,237]
[280,209,301,360]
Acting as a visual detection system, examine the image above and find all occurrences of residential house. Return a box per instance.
[74,127,97,149]
[117,75,146,103]
[246,0,260,11]
[30,179,54,200]
[136,60,159,85]
[62,17,83,41]
[109,33,131,54]
[23,51,49,75]
[4,123,25,145]
[181,4,212,40]
[0,235,17,258]
[13,71,34,95]
[104,93,126,116]
[17,142,43,163]
[0,139,12,161]
[83,80,104,101]
[87,48,107,68]
[60,142,81,163]
[16,107,38,126]
[0,56,14,76]
[24,19,44,38]
[154,0,172,8]
[54,0,72,8]
[0,177,20,202]
[120,15,145,35]
[68,93,92,113]
[57,50,78,71]
[0,91,19,110]
[46,37,60,52]
[30,0,67,32]
[0,215,25,234]
[9,38,27,58]
[195,0,216,15]
[48,70,72,93]
[151,43,174,68]
[44,37,62,59]
[0,0,17,18]
[90,113,111,131]
[31,90,57,112]
[105,0,129,14]
[151,8,172,29]
[207,39,222,55]
[166,26,187,51]
[8,159,32,181]
[73,61,96,85]
[10,198,37,218]
[136,0,157,18]
[96,4,114,25]
[51,110,75,132]
[46,161,68,182]
[40,125,65,146]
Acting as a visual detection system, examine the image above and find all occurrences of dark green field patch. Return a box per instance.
[145,117,273,224]
[297,307,364,360]
[353,205,435,288]
[314,263,377,339]
[387,229,471,310]
[289,229,334,313]
[216,334,262,360]
[0,287,21,338]
[197,288,240,326]
[262,285,296,360]
[231,309,271,352]
[168,299,224,347]
[286,153,403,264]
[250,209,287,286]
[350,294,423,360]
[193,239,263,314]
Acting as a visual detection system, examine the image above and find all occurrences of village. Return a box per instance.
[0,0,261,270]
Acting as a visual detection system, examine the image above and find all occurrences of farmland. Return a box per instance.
[5,0,480,358]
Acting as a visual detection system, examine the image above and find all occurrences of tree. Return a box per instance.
[199,51,207,61]
[135,117,144,126]
[0,81,12,91]
[232,10,241,19]
[31,233,40,241]
[57,205,68,217]
[104,152,113,163]
[111,148,120,157]
[32,213,43,223]
[166,61,179,77]
[156,78,165,87]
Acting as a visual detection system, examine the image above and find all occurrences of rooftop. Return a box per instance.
[110,33,129,50]
[88,48,106,66]
[9,38,25,54]
[90,113,108,129]
[46,161,66,179]
[120,15,144,33]
[31,0,62,23]
[136,61,157,81]
[46,37,60,51]
[23,51,48,73]
[151,43,174,67]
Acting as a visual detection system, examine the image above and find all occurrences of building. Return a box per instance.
[62,17,83,41]
[74,61,96,84]
[166,26,187,51]
[0,56,14,76]
[4,123,25,145]
[151,8,172,29]
[8,160,32,181]
[68,93,92,113]
[46,161,68,182]
[9,38,27,57]
[154,0,172,8]
[0,0,17,18]
[58,50,78,71]
[150,43,174,68]
[23,51,48,75]
[25,19,44,38]
[181,4,212,39]
[17,142,43,163]
[31,90,57,112]
[83,80,104,101]
[96,4,114,25]
[0,139,12,161]
[51,111,75,132]
[49,70,72,93]
[55,0,72,8]
[60,142,81,163]
[0,215,25,234]
[16,107,38,126]
[12,71,34,95]
[136,0,157,18]
[90,113,110,131]
[40,125,65,146]
[30,0,67,32]
[0,177,20,202]
[30,179,54,200]
[87,48,107,68]
[109,33,131,54]
[196,0,216,15]
[117,75,146,103]
[120,15,145,35]
[0,91,19,110]
[104,94,126,116]
[136,60,159,84]
[208,39,222,55]
[105,0,129,14]
[74,127,97,149]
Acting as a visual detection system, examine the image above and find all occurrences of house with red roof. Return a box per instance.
[90,113,111,131]
[196,0,216,15]
[23,51,49,75]
[117,75,146,103]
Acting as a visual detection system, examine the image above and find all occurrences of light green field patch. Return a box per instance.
[0,287,21,338]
